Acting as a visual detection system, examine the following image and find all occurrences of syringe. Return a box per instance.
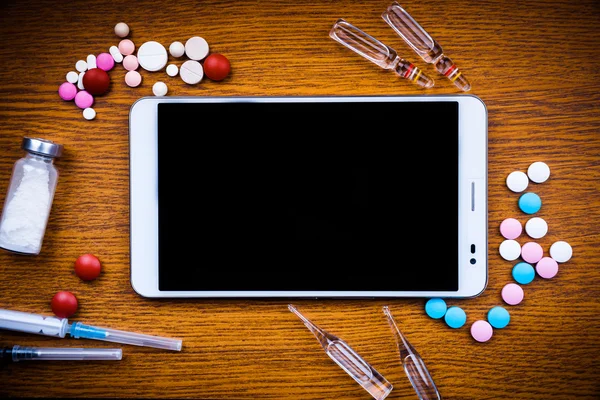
[1,345,122,362]
[0,308,182,351]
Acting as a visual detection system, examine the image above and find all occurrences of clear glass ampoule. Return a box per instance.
[330,19,434,89]
[382,2,471,91]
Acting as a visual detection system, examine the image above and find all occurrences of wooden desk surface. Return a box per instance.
[1,0,599,398]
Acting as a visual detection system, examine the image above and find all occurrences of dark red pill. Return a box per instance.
[82,68,111,95]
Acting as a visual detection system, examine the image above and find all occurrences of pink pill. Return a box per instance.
[500,218,522,240]
[521,242,543,263]
[471,320,493,342]
[536,256,558,279]
[502,283,524,305]
[123,55,139,71]
[74,90,94,109]
[125,70,142,87]
[97,52,115,71]
[118,39,135,56]
[58,82,77,101]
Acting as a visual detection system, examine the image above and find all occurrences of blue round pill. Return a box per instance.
[512,262,535,284]
[425,298,447,319]
[518,192,542,214]
[444,306,467,329]
[487,306,510,329]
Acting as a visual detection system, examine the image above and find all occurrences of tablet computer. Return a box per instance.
[129,95,487,298]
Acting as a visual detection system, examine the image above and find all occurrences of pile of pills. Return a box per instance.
[58,22,231,120]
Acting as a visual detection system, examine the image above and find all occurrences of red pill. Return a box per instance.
[82,68,111,95]
[74,253,102,281]
[51,291,78,318]
[203,53,230,81]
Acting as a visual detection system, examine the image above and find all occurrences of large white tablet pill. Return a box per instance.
[109,45,124,63]
[527,161,550,183]
[137,41,168,72]
[506,171,529,192]
[185,36,209,60]
[180,60,203,84]
[549,241,572,263]
[499,239,521,261]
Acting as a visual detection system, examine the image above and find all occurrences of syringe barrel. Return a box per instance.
[9,345,122,361]
[0,308,68,338]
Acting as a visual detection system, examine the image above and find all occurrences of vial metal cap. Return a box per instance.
[22,137,63,158]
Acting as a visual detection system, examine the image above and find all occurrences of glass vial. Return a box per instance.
[0,137,63,255]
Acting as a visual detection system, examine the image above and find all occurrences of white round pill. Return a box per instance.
[77,72,86,90]
[66,71,79,84]
[114,22,130,38]
[83,107,96,120]
[180,60,204,84]
[76,60,88,72]
[166,64,179,77]
[506,171,529,192]
[86,54,97,69]
[550,241,572,263]
[109,45,124,63]
[528,161,550,183]
[499,239,521,261]
[138,41,168,72]
[169,41,185,58]
[185,36,209,61]
[152,81,168,96]
[525,217,548,239]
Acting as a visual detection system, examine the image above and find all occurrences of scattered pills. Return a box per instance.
[109,45,124,63]
[125,70,142,87]
[471,320,494,342]
[86,54,97,69]
[525,217,548,239]
[114,22,130,38]
[51,291,78,318]
[502,283,524,305]
[487,306,510,329]
[180,60,203,84]
[82,68,110,95]
[506,171,529,193]
[74,253,102,280]
[521,242,544,264]
[169,41,185,58]
[118,39,135,56]
[138,41,168,72]
[444,306,466,329]
[66,71,79,84]
[550,241,572,263]
[528,161,550,183]
[77,72,86,90]
[58,82,77,101]
[152,81,168,96]
[512,262,535,284]
[83,107,96,121]
[203,53,231,81]
[123,55,139,71]
[75,60,88,72]
[425,298,447,319]
[97,52,115,71]
[185,36,209,60]
[500,218,522,240]
[536,256,559,279]
[166,64,179,77]
[518,192,542,214]
[499,239,521,261]
[74,90,94,109]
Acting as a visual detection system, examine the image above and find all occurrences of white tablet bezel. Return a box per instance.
[130,95,487,298]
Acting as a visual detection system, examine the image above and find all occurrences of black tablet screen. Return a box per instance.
[157,101,459,291]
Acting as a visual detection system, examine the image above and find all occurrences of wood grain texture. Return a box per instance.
[0,0,599,398]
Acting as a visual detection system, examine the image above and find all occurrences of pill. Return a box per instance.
[82,68,110,95]
[124,70,142,87]
[425,298,447,319]
[549,241,572,263]
[444,306,466,329]
[506,171,528,193]
[499,239,521,261]
[536,256,558,279]
[512,262,535,284]
[74,90,94,109]
[58,82,77,101]
[86,54,97,69]
[521,242,543,264]
[66,71,79,84]
[502,283,524,305]
[500,218,522,240]
[137,41,168,72]
[527,161,550,183]
[152,81,168,96]
[75,60,88,72]
[471,320,493,342]
[525,217,548,239]
[119,39,135,56]
[123,55,139,71]
[97,52,115,71]
[487,306,510,329]
[518,192,542,214]
[166,64,179,77]
[169,41,185,58]
[114,22,130,38]
[204,53,231,81]
[77,72,86,90]
[83,107,96,120]
[109,45,124,63]
[185,36,209,60]
[180,60,203,84]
